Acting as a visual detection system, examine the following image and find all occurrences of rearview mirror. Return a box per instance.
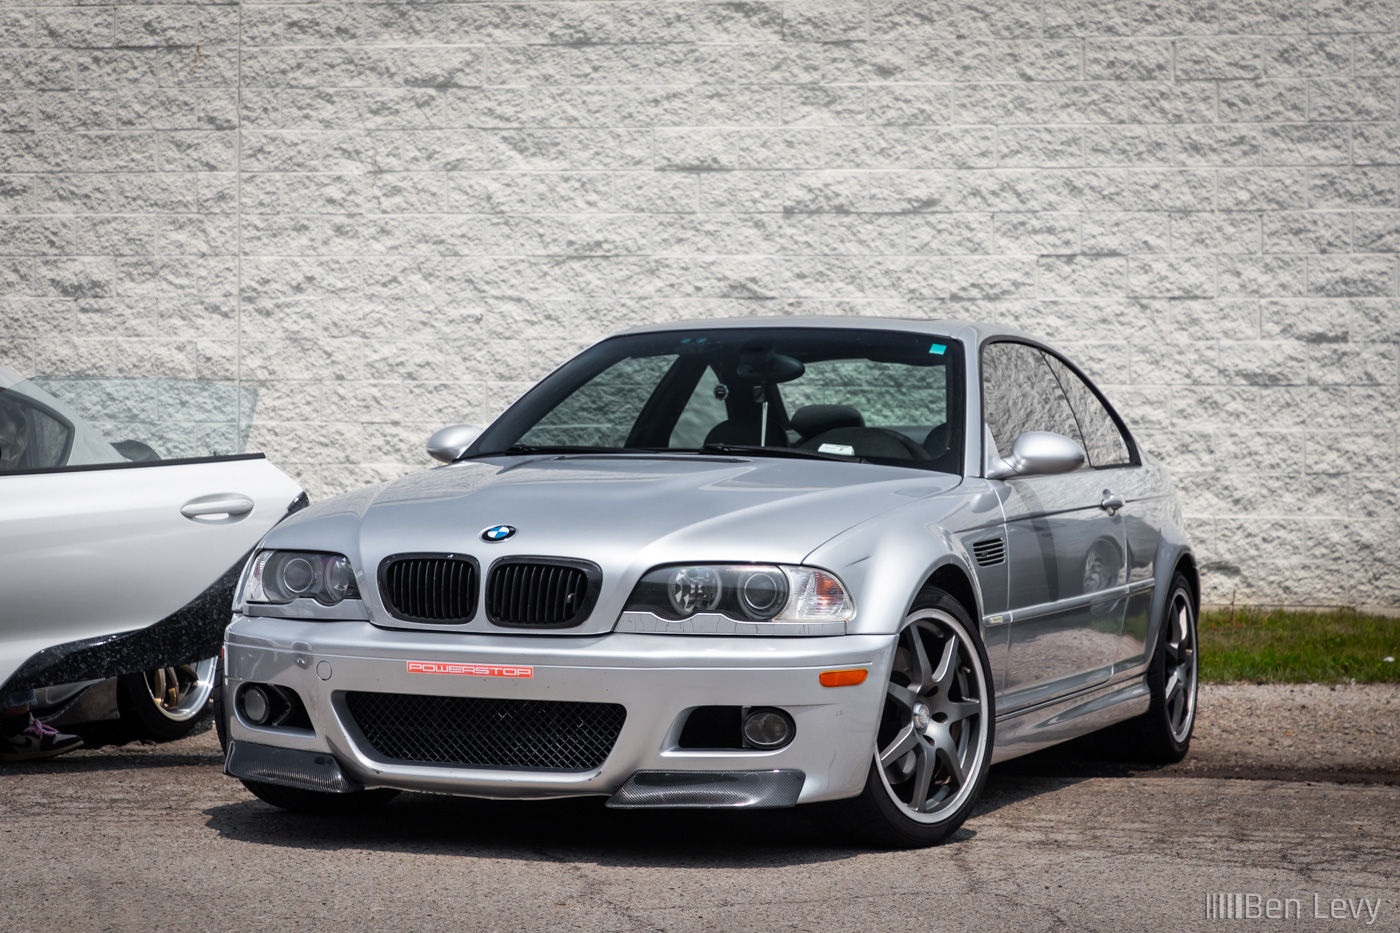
[986,431,1085,480]
[737,344,805,384]
[426,424,483,463]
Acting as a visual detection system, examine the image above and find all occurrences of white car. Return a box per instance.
[0,366,303,740]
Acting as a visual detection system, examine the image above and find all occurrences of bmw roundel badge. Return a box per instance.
[481,524,516,542]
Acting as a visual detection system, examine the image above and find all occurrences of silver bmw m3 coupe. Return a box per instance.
[222,318,1199,847]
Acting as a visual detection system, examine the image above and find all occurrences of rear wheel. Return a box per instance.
[828,590,994,848]
[1126,572,1198,763]
[115,656,218,741]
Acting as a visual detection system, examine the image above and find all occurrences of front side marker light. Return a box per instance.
[819,669,868,688]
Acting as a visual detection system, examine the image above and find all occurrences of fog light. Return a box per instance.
[239,684,271,725]
[742,707,795,750]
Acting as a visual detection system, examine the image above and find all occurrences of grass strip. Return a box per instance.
[1199,607,1400,684]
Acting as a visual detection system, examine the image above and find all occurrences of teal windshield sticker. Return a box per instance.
[929,343,947,355]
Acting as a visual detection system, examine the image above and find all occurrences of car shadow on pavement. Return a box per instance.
[974,735,1178,818]
[201,792,936,866]
[198,745,1155,862]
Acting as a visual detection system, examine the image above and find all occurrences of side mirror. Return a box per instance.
[426,424,483,463]
[986,431,1085,480]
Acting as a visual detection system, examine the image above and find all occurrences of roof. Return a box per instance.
[618,315,1036,347]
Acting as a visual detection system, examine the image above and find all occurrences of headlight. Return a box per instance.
[624,564,854,624]
[242,550,361,607]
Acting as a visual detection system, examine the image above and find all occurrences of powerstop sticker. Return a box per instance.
[407,661,533,678]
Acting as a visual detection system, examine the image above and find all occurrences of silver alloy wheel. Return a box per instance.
[873,609,990,823]
[140,656,218,722]
[1163,587,1198,744]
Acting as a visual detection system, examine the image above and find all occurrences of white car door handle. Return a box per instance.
[181,495,255,519]
[1100,493,1125,515]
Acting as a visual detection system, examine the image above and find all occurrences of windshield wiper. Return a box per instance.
[695,444,867,463]
[460,444,866,464]
[456,444,630,460]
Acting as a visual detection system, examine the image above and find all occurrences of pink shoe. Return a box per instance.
[0,715,83,762]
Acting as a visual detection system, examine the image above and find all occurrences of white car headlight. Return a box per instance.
[239,550,360,609]
[623,564,854,625]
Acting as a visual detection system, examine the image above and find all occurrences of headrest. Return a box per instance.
[791,405,864,439]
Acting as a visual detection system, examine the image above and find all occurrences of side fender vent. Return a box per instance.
[973,538,1006,567]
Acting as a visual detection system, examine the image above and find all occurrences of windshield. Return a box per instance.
[473,328,965,474]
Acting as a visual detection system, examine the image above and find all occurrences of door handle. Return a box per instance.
[181,495,255,519]
[1100,493,1125,516]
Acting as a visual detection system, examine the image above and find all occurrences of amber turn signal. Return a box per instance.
[819,668,868,687]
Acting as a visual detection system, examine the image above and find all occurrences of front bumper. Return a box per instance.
[223,616,894,806]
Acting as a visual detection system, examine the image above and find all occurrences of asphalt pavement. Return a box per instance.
[2,685,1396,933]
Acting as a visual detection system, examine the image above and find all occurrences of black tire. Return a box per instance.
[825,588,995,848]
[115,657,219,742]
[239,778,400,815]
[1125,571,1198,763]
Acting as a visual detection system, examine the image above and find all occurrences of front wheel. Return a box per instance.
[827,590,995,848]
[115,657,219,741]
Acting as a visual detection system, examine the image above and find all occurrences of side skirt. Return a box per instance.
[990,675,1150,765]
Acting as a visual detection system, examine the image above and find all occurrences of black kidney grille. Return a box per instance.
[487,562,592,627]
[973,537,1006,567]
[344,692,626,772]
[381,556,477,623]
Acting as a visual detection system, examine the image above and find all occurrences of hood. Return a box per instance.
[267,454,961,635]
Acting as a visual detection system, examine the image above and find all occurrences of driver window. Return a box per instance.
[1042,355,1133,468]
[981,342,1084,461]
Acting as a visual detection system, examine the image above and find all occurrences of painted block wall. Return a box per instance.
[1,1,1397,606]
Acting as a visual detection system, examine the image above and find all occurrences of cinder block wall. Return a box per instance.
[1,2,1397,607]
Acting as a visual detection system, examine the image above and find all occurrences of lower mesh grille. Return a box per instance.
[343,692,626,772]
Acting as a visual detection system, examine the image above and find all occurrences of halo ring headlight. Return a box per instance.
[242,550,361,608]
[667,566,724,617]
[281,556,316,595]
[624,563,853,627]
[737,569,787,620]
